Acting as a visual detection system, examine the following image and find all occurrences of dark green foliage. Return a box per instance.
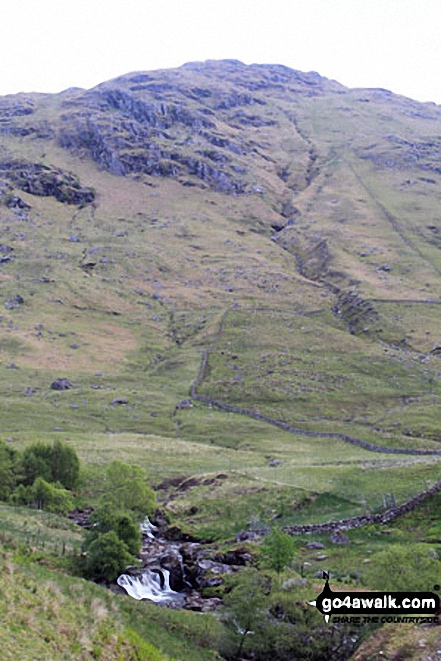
[88,504,142,556]
[8,483,29,506]
[20,445,51,486]
[20,440,80,489]
[49,439,80,488]
[83,530,135,582]
[0,441,18,500]
[79,504,142,581]
[9,477,74,514]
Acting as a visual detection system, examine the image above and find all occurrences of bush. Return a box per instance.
[20,440,79,489]
[102,461,156,517]
[28,477,74,515]
[88,504,141,556]
[0,441,18,500]
[83,531,135,582]
[9,483,29,506]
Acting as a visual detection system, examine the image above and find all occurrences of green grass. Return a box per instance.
[0,540,222,661]
[3,60,441,657]
[199,308,441,449]
[0,503,83,553]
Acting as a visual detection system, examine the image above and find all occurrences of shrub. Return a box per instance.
[83,531,135,582]
[88,504,141,556]
[28,477,74,515]
[20,440,79,489]
[102,461,156,517]
[0,440,18,500]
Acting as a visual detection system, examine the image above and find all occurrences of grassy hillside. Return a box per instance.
[1,60,441,658]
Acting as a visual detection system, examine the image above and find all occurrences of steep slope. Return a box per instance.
[1,59,441,509]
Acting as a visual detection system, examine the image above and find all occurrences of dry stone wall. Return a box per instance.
[189,310,441,535]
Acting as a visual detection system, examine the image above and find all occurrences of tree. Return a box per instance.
[260,526,296,577]
[9,483,30,507]
[83,530,135,582]
[103,461,156,517]
[47,439,80,488]
[29,477,74,515]
[220,570,271,660]
[0,441,18,500]
[88,504,141,556]
[20,444,52,486]
[19,440,79,489]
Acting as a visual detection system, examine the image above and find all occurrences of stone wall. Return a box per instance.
[191,349,441,457]
[190,315,441,536]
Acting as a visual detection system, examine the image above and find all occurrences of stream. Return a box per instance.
[116,516,252,611]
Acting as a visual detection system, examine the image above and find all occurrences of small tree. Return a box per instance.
[48,439,80,488]
[20,444,52,486]
[88,504,141,556]
[19,440,79,489]
[29,477,74,515]
[221,570,270,660]
[0,441,18,500]
[103,460,156,517]
[9,483,30,507]
[260,526,296,577]
[83,530,135,582]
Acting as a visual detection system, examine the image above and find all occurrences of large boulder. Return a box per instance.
[50,378,73,391]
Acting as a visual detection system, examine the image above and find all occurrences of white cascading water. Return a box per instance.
[140,516,157,539]
[117,568,183,602]
[117,516,184,603]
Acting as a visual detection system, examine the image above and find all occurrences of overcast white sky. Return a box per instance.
[2,0,440,103]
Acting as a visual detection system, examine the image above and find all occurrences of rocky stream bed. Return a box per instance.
[70,508,253,611]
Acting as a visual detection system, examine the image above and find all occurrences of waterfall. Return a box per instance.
[117,568,184,603]
[140,516,158,539]
[116,515,226,610]
[117,515,185,603]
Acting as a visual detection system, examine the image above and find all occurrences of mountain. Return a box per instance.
[2,59,441,444]
[1,60,441,659]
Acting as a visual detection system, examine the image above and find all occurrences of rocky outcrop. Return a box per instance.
[333,290,380,335]
[0,160,95,205]
[272,231,332,282]
[119,516,252,611]
[0,97,35,117]
[361,135,441,175]
[4,294,24,309]
[0,121,54,139]
[58,104,248,193]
